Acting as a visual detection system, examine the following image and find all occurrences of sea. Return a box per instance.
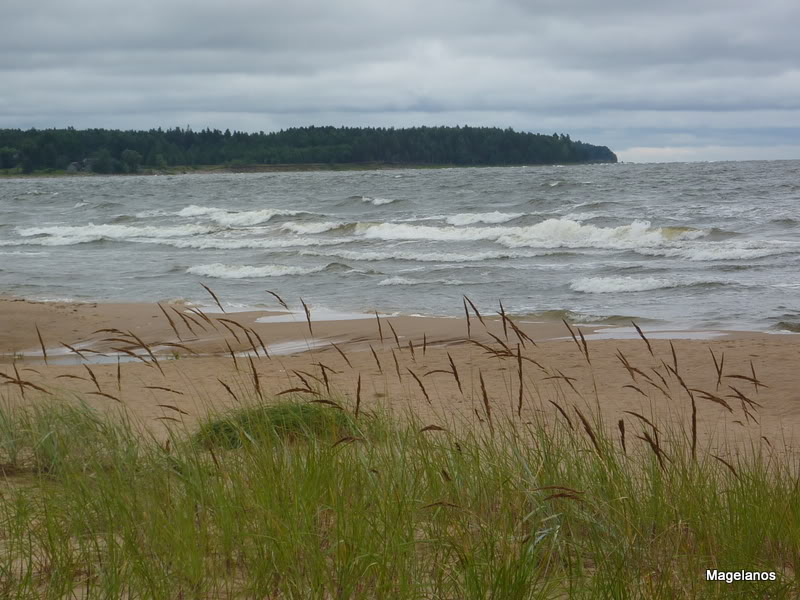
[1,160,799,333]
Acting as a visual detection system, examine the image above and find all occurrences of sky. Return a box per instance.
[2,0,799,163]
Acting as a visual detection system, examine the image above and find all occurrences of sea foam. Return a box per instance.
[361,196,396,206]
[354,218,707,250]
[301,248,547,263]
[12,223,215,245]
[280,221,343,235]
[635,244,795,261]
[177,205,302,226]
[187,263,327,279]
[444,212,523,226]
[377,276,467,286]
[160,237,350,250]
[569,276,680,293]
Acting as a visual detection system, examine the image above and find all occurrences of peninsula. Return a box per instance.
[0,125,617,175]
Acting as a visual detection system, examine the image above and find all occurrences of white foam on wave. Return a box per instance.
[280,221,342,235]
[445,212,523,226]
[0,250,49,256]
[256,308,395,323]
[159,236,350,250]
[177,205,302,226]
[357,222,496,242]
[570,276,679,293]
[361,196,396,206]
[301,248,546,263]
[187,263,326,279]
[377,276,466,286]
[636,244,794,261]
[355,218,708,250]
[12,223,215,246]
[177,205,223,217]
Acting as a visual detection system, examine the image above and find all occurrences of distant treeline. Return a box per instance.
[0,126,617,173]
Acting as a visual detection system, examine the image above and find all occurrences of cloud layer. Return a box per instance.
[3,0,799,161]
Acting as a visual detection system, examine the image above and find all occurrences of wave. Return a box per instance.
[570,200,623,210]
[10,223,215,246]
[635,244,795,261]
[0,250,49,256]
[444,212,523,226]
[135,209,170,218]
[15,189,50,197]
[280,221,343,235]
[360,196,397,206]
[773,321,800,333]
[561,212,600,222]
[17,223,214,239]
[157,236,351,250]
[569,276,727,294]
[570,276,681,293]
[177,205,303,226]
[354,219,708,250]
[300,248,549,263]
[542,180,591,188]
[377,276,467,286]
[519,309,654,325]
[187,263,329,279]
[705,227,741,241]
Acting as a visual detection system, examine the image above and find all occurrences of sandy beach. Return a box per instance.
[2,295,798,450]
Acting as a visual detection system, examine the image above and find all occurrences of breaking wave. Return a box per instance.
[360,196,397,206]
[354,219,708,250]
[377,276,467,286]
[570,276,681,293]
[569,276,726,293]
[158,237,351,250]
[444,212,523,226]
[177,205,303,226]
[774,321,800,333]
[301,248,549,263]
[280,221,343,235]
[635,244,796,261]
[518,309,652,325]
[11,223,215,246]
[187,263,329,279]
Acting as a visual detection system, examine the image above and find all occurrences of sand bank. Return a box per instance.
[1,296,799,449]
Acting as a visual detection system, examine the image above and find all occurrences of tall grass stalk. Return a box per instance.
[0,396,798,598]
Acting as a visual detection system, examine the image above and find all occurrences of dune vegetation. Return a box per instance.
[1,324,798,598]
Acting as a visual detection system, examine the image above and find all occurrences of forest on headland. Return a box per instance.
[0,125,617,174]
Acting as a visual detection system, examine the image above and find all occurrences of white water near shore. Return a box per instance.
[2,161,799,331]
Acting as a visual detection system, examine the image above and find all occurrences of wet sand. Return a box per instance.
[2,296,799,450]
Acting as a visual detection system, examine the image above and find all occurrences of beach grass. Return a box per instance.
[0,391,798,598]
[1,289,798,598]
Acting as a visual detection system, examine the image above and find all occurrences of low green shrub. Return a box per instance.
[194,401,356,448]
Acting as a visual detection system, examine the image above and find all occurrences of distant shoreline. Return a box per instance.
[0,160,615,179]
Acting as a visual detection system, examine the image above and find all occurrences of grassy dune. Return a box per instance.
[1,386,798,598]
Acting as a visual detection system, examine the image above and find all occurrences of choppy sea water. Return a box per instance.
[1,161,799,332]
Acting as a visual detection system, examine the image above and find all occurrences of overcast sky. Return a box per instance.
[2,0,798,162]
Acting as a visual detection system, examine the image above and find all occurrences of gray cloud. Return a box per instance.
[2,0,799,162]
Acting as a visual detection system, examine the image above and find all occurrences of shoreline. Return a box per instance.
[1,295,789,361]
[2,295,799,450]
[0,160,615,179]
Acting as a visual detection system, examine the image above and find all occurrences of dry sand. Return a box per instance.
[2,296,799,450]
